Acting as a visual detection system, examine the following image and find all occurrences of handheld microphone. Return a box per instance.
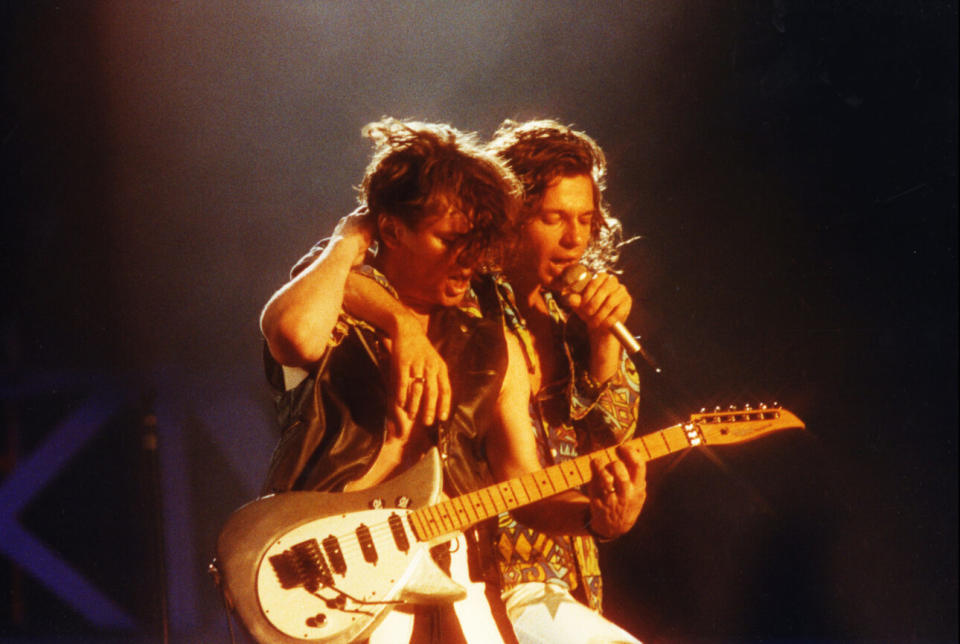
[554,264,662,373]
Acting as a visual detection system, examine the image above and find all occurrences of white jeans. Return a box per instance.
[368,534,511,644]
[502,582,642,644]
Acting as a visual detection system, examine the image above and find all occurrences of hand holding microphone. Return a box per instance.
[554,264,662,372]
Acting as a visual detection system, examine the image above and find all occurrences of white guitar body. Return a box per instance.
[217,449,467,644]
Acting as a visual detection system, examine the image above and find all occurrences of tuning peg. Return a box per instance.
[759,402,768,409]
[700,407,707,413]
[744,403,753,411]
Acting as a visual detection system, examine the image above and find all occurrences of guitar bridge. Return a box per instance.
[269,538,334,592]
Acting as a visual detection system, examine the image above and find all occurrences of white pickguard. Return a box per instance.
[255,508,466,643]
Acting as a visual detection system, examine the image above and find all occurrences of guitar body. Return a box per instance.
[216,448,466,644]
[216,406,805,644]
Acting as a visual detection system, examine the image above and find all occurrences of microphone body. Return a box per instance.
[610,321,642,355]
[554,264,661,372]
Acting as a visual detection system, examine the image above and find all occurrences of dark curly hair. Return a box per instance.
[360,117,521,270]
[486,119,624,271]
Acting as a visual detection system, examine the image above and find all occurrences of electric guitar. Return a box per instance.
[215,405,804,644]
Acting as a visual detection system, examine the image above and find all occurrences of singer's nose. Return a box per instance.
[560,221,585,248]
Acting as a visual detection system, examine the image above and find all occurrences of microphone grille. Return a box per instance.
[557,263,591,294]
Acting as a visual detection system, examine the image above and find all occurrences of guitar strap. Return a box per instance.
[208,559,239,644]
[463,526,520,644]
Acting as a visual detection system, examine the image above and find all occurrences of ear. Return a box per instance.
[378,213,405,250]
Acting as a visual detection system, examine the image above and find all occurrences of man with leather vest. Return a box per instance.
[258,118,523,644]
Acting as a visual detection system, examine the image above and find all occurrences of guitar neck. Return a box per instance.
[406,405,801,542]
[406,422,691,542]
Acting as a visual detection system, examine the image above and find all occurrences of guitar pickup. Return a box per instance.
[356,523,378,564]
[322,535,347,575]
[269,539,334,592]
[389,512,410,552]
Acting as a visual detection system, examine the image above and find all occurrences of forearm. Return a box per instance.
[510,491,594,537]
[343,270,420,338]
[587,332,622,384]
[260,238,362,366]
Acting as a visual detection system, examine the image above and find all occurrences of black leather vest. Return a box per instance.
[260,277,506,498]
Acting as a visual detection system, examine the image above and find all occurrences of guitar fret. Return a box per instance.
[560,461,583,487]
[448,501,466,531]
[436,503,455,533]
[593,448,612,466]
[408,511,428,541]
[574,455,592,483]
[642,432,667,459]
[467,491,486,521]
[520,473,540,503]
[637,434,653,460]
[498,482,518,509]
[547,464,567,492]
[490,483,509,512]
[534,471,555,497]
[425,506,443,537]
[662,426,688,453]
[435,502,455,532]
[555,462,573,488]
[451,496,474,526]
[509,479,530,506]
[477,487,498,519]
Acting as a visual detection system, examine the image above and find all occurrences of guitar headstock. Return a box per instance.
[687,404,804,446]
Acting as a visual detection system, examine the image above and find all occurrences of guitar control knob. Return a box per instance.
[395,495,411,509]
[306,613,326,627]
[369,498,384,509]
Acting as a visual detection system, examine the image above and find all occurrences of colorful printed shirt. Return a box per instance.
[491,277,640,612]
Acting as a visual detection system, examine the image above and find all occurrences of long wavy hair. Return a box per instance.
[360,117,521,271]
[486,119,624,271]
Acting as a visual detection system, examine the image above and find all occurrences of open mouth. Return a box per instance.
[445,275,471,295]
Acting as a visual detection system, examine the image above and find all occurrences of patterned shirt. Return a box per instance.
[491,278,640,612]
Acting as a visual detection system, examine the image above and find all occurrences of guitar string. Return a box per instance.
[279,415,782,567]
[313,464,595,561]
[314,424,699,557]
[307,428,675,557]
[303,415,784,557]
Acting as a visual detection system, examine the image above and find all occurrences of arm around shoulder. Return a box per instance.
[261,210,374,367]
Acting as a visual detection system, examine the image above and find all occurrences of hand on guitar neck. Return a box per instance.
[504,444,647,541]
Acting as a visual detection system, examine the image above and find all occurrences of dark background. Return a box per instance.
[2,1,956,642]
